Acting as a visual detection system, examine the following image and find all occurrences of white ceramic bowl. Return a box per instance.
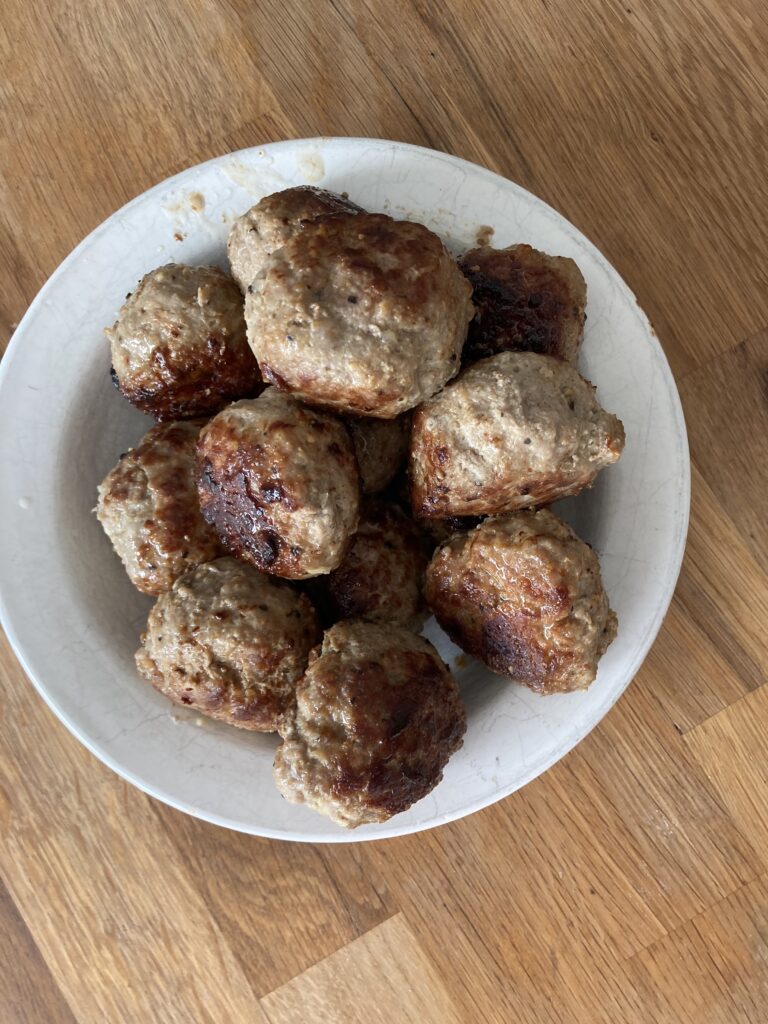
[0,138,689,842]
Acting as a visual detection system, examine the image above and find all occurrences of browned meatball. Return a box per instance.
[245,213,474,418]
[323,501,427,630]
[135,557,319,731]
[459,244,587,364]
[425,510,617,694]
[273,621,466,827]
[107,264,261,420]
[196,389,360,579]
[410,351,625,518]
[346,414,410,494]
[227,186,363,292]
[96,420,222,595]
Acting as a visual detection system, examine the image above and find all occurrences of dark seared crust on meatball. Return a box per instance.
[410,351,625,518]
[135,557,319,730]
[459,244,587,365]
[324,501,428,630]
[96,420,222,595]
[425,510,617,694]
[245,213,474,418]
[196,390,360,579]
[418,514,483,550]
[273,621,466,827]
[346,414,410,494]
[107,264,262,421]
[227,187,363,292]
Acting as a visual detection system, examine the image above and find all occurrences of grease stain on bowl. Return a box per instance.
[221,158,290,197]
[162,191,206,216]
[296,151,325,183]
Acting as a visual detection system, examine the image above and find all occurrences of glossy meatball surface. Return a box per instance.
[425,509,617,694]
[324,501,427,630]
[96,420,222,595]
[410,351,625,518]
[107,264,260,420]
[245,213,474,418]
[273,621,466,828]
[227,186,363,292]
[459,243,587,364]
[196,390,360,579]
[136,557,319,731]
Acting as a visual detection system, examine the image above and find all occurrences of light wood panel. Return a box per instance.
[685,685,768,854]
[627,877,768,1024]
[1,1,767,1021]
[261,914,464,1024]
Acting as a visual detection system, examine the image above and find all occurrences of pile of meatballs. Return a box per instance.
[97,185,625,828]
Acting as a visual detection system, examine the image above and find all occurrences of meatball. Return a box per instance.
[196,389,359,579]
[135,557,319,731]
[346,414,410,494]
[227,186,363,292]
[245,213,474,418]
[425,510,617,694]
[459,243,587,364]
[410,351,625,518]
[273,621,466,827]
[107,264,260,420]
[323,501,427,630]
[96,420,222,595]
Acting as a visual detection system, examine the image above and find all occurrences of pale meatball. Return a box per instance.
[410,351,625,518]
[459,244,587,364]
[323,501,427,630]
[227,186,363,292]
[274,621,466,827]
[96,420,222,595]
[136,557,319,731]
[425,510,617,694]
[245,213,474,418]
[196,390,359,579]
[107,264,260,420]
[346,414,410,494]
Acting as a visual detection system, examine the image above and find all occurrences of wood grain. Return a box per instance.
[261,913,464,1024]
[1,1,767,1021]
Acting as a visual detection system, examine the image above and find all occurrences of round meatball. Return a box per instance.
[273,621,466,827]
[196,389,360,579]
[425,510,617,694]
[410,351,625,518]
[323,502,427,630]
[227,186,363,292]
[107,264,260,420]
[346,414,410,494]
[136,557,319,731]
[459,243,587,365]
[96,420,222,595]
[245,213,474,418]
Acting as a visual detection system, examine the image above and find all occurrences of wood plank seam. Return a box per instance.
[674,326,768,385]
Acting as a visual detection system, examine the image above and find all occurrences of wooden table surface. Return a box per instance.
[2,2,767,1021]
